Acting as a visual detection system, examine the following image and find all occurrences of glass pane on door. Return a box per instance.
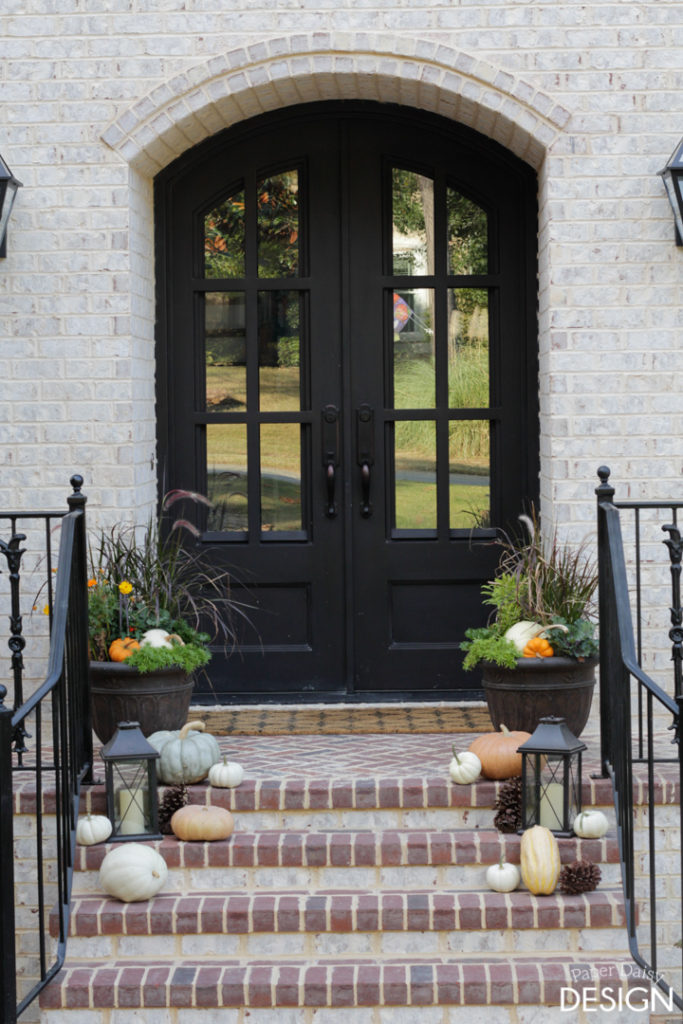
[447,188,488,275]
[258,170,300,278]
[393,420,437,531]
[204,292,247,412]
[258,290,303,412]
[449,421,490,530]
[393,288,435,410]
[448,288,490,408]
[260,423,303,534]
[206,424,248,533]
[392,168,434,275]
[204,189,245,279]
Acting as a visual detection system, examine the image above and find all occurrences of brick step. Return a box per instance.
[78,774,617,826]
[39,955,651,1017]
[71,829,622,895]
[56,888,628,960]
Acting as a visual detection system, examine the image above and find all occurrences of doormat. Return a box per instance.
[188,702,493,736]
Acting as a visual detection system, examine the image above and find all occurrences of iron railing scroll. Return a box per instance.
[0,476,92,1022]
[596,465,683,1011]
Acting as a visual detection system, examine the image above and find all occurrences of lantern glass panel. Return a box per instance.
[108,758,154,837]
[522,750,582,835]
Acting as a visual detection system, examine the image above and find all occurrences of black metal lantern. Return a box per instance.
[518,716,586,837]
[101,721,161,841]
[0,154,22,258]
[659,138,683,246]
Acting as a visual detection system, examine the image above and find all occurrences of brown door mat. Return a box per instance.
[187,702,493,736]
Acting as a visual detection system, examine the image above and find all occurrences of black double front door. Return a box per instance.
[156,102,538,702]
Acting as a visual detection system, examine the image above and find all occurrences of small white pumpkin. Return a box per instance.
[76,813,112,846]
[99,843,168,902]
[208,757,245,789]
[504,620,545,654]
[448,745,481,785]
[486,854,521,893]
[573,809,609,839]
[140,628,174,649]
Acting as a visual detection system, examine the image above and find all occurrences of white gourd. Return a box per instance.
[504,621,546,654]
[448,746,481,785]
[140,628,174,649]
[99,843,168,902]
[486,854,521,893]
[156,721,221,784]
[76,813,112,846]
[573,809,609,839]
[208,757,245,788]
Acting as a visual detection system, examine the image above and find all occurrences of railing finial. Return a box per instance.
[596,465,615,502]
[70,474,84,495]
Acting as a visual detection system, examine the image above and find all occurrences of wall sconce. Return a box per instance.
[101,721,161,841]
[659,139,683,246]
[0,154,22,258]
[518,716,586,837]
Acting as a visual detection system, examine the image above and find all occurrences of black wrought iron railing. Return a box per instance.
[596,465,683,1010]
[0,476,92,1023]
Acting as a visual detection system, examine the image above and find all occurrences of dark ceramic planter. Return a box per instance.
[481,656,597,738]
[89,661,194,745]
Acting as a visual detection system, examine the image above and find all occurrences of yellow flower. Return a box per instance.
[43,604,50,616]
[118,581,133,595]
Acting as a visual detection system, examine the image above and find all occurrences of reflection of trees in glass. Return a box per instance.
[448,288,489,365]
[258,291,300,368]
[204,192,245,279]
[447,189,487,275]
[258,172,299,278]
[392,169,434,275]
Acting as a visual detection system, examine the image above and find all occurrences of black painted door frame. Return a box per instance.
[155,101,539,704]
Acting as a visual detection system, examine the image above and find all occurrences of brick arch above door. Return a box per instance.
[100,33,571,177]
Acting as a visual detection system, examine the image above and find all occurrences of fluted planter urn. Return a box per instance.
[481,656,597,738]
[89,661,194,745]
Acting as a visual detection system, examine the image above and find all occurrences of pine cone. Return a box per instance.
[559,859,601,895]
[493,777,522,833]
[158,783,188,834]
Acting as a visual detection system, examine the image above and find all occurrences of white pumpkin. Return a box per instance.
[573,809,609,839]
[448,746,481,785]
[156,721,221,785]
[76,813,112,846]
[140,628,174,649]
[99,843,168,902]
[486,854,521,893]
[208,757,245,789]
[504,620,545,654]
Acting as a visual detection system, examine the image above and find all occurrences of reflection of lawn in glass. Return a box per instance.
[206,472,303,532]
[206,365,300,413]
[395,481,490,530]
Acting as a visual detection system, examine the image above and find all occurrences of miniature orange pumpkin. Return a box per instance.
[522,635,554,658]
[468,724,531,779]
[108,637,141,662]
[170,804,235,842]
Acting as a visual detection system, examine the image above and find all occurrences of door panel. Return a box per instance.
[155,102,538,702]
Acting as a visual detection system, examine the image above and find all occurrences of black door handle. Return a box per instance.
[360,461,371,518]
[356,404,374,518]
[322,404,339,518]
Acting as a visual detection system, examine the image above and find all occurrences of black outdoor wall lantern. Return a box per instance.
[659,139,683,246]
[0,153,22,258]
[101,721,162,841]
[518,716,586,837]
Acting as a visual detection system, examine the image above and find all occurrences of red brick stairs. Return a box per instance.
[38,733,648,1022]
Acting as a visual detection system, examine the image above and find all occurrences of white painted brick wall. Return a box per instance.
[0,1,681,697]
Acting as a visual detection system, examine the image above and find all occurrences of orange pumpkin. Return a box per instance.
[170,804,235,842]
[468,724,531,779]
[108,637,141,662]
[522,636,554,658]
